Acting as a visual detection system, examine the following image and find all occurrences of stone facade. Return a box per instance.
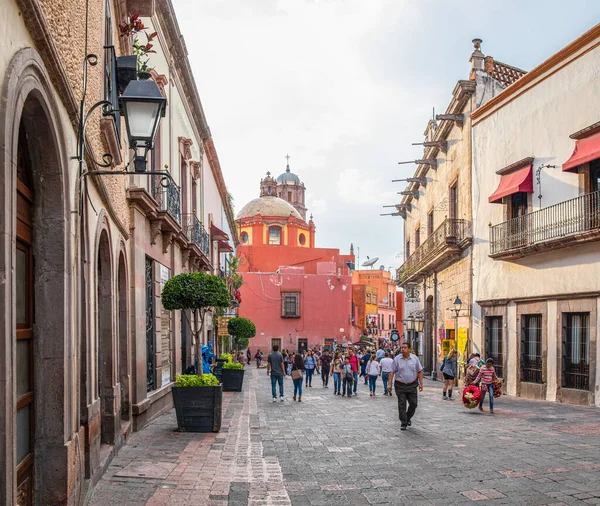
[0,1,237,504]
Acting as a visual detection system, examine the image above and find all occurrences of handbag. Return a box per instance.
[291,369,303,380]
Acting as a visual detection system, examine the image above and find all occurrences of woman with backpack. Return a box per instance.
[441,349,458,400]
[366,354,381,396]
[291,353,305,402]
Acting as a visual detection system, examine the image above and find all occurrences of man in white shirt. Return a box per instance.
[379,352,394,396]
[387,342,424,430]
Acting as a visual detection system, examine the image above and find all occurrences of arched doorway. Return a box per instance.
[0,48,73,505]
[97,231,116,445]
[117,252,130,423]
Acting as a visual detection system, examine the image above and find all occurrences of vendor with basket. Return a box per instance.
[475,358,500,413]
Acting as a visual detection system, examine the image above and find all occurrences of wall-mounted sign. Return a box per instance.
[217,316,232,337]
[405,284,420,302]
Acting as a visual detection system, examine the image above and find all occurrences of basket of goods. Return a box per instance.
[492,379,503,398]
[462,385,482,409]
[464,364,479,387]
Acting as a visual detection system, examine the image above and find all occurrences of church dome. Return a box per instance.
[276,167,301,184]
[236,195,303,221]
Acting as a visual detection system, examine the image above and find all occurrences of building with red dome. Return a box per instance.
[236,163,358,353]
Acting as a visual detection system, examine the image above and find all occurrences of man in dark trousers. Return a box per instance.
[387,342,423,430]
[319,349,332,387]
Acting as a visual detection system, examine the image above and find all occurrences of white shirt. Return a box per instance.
[380,357,394,373]
[366,360,380,376]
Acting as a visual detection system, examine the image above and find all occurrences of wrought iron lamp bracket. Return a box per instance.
[536,164,558,204]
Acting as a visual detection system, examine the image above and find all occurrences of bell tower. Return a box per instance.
[260,171,277,197]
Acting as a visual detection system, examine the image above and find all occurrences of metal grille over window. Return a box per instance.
[145,257,155,392]
[485,316,503,378]
[282,292,300,318]
[563,313,590,390]
[521,314,543,384]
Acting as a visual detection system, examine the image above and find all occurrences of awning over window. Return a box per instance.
[218,240,233,252]
[563,132,600,172]
[210,224,229,241]
[488,164,533,203]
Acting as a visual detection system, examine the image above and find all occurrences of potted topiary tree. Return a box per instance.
[221,317,256,392]
[162,272,231,431]
[171,373,222,432]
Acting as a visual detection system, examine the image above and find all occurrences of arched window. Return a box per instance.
[269,227,281,245]
[298,233,306,246]
[240,231,249,244]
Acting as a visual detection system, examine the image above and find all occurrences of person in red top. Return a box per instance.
[348,349,360,396]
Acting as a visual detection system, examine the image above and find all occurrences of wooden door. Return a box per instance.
[16,125,34,506]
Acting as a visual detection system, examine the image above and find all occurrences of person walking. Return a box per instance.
[388,342,424,431]
[376,347,385,363]
[342,357,353,398]
[291,353,305,402]
[267,344,286,402]
[366,354,381,396]
[246,348,251,365]
[380,352,394,395]
[320,349,332,387]
[282,349,289,379]
[348,349,360,396]
[476,358,498,413]
[360,348,371,384]
[304,350,317,387]
[255,349,263,368]
[441,349,458,401]
[331,352,343,395]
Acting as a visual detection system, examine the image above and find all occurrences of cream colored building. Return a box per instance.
[471,25,600,407]
[396,40,525,376]
[0,0,237,504]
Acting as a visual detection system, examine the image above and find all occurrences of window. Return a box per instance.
[485,316,503,378]
[521,314,543,384]
[415,227,421,249]
[406,240,410,259]
[373,294,377,305]
[510,192,528,219]
[298,233,306,246]
[288,191,292,202]
[449,183,458,220]
[366,293,371,304]
[267,186,272,194]
[427,210,434,236]
[269,227,281,245]
[563,313,590,390]
[590,160,600,193]
[240,231,249,244]
[282,292,300,318]
[271,338,282,350]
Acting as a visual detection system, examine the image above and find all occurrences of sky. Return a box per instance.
[173,0,600,271]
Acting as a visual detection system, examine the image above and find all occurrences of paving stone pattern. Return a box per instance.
[90,368,600,505]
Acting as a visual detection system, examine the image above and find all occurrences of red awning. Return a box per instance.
[218,240,233,252]
[210,224,229,241]
[563,133,600,172]
[488,164,534,203]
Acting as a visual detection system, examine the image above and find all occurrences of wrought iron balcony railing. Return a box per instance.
[150,177,181,224]
[397,219,472,285]
[490,190,600,257]
[182,213,210,257]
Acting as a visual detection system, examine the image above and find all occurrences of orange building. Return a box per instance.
[352,269,398,339]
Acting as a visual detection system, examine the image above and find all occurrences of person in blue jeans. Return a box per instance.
[342,358,354,397]
[304,350,317,387]
[366,355,380,396]
[267,344,286,402]
[330,352,343,395]
[291,353,305,402]
[379,352,394,395]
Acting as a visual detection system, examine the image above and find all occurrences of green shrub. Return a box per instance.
[223,362,244,370]
[175,374,220,387]
[228,317,256,341]
[220,353,233,363]
[161,272,230,312]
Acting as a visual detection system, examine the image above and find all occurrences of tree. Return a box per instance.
[227,317,256,353]
[162,272,231,370]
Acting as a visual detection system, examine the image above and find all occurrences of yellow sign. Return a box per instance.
[457,328,468,378]
[217,316,232,337]
[441,339,455,358]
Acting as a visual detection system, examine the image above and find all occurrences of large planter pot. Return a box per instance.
[213,359,227,382]
[172,385,222,432]
[222,368,245,392]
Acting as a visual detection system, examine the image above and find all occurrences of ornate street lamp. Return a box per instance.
[119,79,166,172]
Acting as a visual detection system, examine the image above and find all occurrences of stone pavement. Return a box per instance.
[89,367,600,505]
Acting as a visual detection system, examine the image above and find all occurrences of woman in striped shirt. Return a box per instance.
[475,358,498,413]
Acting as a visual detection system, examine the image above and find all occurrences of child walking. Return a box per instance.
[475,358,498,413]
[342,357,353,398]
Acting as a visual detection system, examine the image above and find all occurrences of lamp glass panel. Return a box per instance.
[124,101,160,139]
[415,320,424,332]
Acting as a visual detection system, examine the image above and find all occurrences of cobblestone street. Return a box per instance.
[90,368,600,506]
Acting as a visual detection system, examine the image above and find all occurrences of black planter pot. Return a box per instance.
[213,358,227,382]
[172,385,222,432]
[222,368,245,392]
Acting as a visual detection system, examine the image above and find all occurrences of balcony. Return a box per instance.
[182,213,210,258]
[489,190,600,259]
[397,219,472,285]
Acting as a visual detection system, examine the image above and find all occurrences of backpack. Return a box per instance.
[440,358,446,372]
